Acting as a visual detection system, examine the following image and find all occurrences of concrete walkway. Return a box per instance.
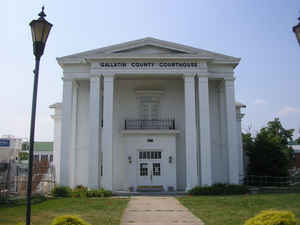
[120,196,204,225]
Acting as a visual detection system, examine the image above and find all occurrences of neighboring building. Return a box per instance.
[0,135,22,163]
[290,144,300,170]
[21,142,53,163]
[51,37,246,191]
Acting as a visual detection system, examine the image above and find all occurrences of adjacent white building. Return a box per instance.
[51,37,246,191]
[0,135,22,163]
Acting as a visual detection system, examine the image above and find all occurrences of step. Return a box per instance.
[136,185,164,192]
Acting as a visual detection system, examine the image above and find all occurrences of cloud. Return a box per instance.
[254,99,267,105]
[278,106,300,117]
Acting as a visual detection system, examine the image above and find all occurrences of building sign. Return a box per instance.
[98,62,198,68]
[0,139,10,147]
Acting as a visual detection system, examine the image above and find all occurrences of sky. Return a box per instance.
[1,0,300,141]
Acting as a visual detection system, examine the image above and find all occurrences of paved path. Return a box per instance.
[120,196,204,225]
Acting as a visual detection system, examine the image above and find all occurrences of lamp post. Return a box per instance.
[26,7,52,225]
[293,16,300,46]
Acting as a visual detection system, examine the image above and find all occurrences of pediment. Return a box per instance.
[112,45,187,55]
[57,37,240,66]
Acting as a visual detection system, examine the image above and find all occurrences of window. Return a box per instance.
[50,155,53,162]
[139,96,160,120]
[140,163,148,176]
[139,151,161,159]
[41,155,48,161]
[153,163,161,176]
[34,155,39,161]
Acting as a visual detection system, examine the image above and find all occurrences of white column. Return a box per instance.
[184,74,198,190]
[236,109,245,181]
[224,78,239,184]
[101,74,114,190]
[70,81,78,187]
[60,78,73,186]
[198,76,212,186]
[88,76,101,189]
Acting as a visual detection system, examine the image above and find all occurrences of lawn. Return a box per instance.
[0,197,129,225]
[178,193,300,225]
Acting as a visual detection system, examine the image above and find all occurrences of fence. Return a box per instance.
[244,175,300,187]
[125,119,175,130]
[0,160,56,202]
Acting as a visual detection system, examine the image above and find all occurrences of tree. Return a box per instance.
[295,137,300,145]
[19,152,29,161]
[244,118,294,177]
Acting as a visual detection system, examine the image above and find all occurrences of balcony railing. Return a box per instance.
[125,119,175,130]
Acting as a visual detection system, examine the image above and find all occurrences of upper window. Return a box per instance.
[136,90,164,120]
[139,96,160,120]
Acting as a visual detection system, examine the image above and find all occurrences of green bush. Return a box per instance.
[51,186,72,197]
[71,185,88,198]
[244,210,296,225]
[86,188,112,198]
[51,215,90,225]
[188,183,249,195]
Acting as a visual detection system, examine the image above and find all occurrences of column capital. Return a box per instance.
[183,73,196,81]
[103,73,115,78]
[89,74,101,79]
[198,76,209,83]
[224,77,236,82]
[197,72,210,78]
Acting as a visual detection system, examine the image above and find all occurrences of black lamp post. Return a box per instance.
[293,16,300,46]
[26,7,52,225]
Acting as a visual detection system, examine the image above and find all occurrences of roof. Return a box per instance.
[23,142,53,152]
[57,37,241,67]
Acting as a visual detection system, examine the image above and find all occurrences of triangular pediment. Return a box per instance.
[112,45,187,55]
[57,37,240,65]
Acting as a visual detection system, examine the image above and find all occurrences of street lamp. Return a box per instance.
[293,16,300,46]
[26,6,52,225]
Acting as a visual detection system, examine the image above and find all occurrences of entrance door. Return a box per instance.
[137,151,162,186]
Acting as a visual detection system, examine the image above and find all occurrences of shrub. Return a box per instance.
[188,183,248,195]
[244,210,296,225]
[86,188,112,198]
[72,185,88,198]
[51,215,90,225]
[51,186,72,197]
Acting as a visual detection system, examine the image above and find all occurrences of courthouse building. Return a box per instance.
[51,37,246,191]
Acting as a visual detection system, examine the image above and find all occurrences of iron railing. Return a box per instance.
[125,119,175,130]
[243,175,300,186]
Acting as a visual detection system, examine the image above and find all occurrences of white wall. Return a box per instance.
[123,133,177,191]
[113,78,186,190]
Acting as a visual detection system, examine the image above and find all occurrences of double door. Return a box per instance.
[137,151,162,186]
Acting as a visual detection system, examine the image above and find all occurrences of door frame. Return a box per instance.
[136,149,163,187]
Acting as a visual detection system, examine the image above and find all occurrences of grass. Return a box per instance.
[178,193,300,225]
[0,197,129,225]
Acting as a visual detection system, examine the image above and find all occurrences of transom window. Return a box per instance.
[139,151,161,159]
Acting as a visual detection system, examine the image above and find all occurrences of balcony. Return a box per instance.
[125,119,175,130]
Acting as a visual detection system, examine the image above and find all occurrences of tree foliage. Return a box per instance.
[244,118,294,177]
[18,152,29,161]
[295,137,300,145]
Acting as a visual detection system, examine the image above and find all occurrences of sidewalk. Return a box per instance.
[121,196,205,225]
